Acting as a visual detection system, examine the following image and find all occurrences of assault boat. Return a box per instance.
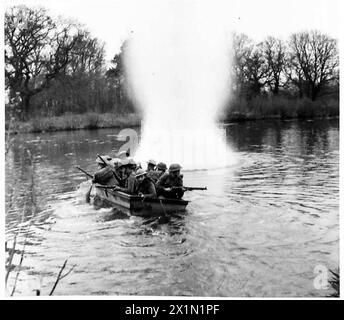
[91,184,189,217]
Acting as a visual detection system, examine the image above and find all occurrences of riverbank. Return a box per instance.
[7,97,339,133]
[222,96,339,122]
[9,112,142,133]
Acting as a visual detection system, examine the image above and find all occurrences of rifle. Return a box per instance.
[76,166,93,179]
[75,166,93,203]
[172,186,207,191]
[97,154,108,166]
[94,184,121,190]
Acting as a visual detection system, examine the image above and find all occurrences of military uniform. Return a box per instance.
[112,168,125,187]
[93,166,119,186]
[116,158,137,191]
[119,172,137,194]
[137,177,157,198]
[156,172,184,199]
[146,170,165,183]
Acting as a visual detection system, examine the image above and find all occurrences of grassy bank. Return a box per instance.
[223,96,339,122]
[8,96,339,133]
[10,112,142,133]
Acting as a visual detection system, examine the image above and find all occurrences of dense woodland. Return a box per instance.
[5,6,339,126]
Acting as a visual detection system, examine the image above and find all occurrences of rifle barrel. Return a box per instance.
[185,187,207,191]
[97,154,107,166]
[76,166,93,178]
[172,186,207,191]
[95,184,119,189]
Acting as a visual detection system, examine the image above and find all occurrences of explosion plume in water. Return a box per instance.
[125,1,235,170]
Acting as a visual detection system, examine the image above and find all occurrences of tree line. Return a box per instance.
[5,5,133,121]
[5,6,339,121]
[231,31,339,101]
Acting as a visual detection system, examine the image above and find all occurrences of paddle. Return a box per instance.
[85,184,92,203]
[157,199,169,224]
[75,166,94,203]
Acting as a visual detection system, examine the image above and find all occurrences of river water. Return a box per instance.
[5,119,339,297]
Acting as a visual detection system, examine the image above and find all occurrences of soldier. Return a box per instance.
[93,155,119,186]
[146,159,156,172]
[115,159,137,194]
[136,161,142,171]
[108,158,123,184]
[156,162,167,174]
[128,157,138,172]
[118,159,128,181]
[135,169,157,198]
[156,163,184,199]
[147,162,167,183]
[108,157,121,170]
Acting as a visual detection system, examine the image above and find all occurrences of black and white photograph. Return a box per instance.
[3,0,341,298]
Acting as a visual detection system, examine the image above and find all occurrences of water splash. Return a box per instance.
[125,1,235,169]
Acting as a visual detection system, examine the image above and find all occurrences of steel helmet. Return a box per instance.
[169,163,182,172]
[157,162,167,171]
[147,159,156,166]
[135,169,147,178]
[108,158,121,167]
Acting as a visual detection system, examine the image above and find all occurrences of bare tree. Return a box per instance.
[263,37,286,95]
[286,30,338,100]
[5,6,81,119]
[231,32,254,97]
[245,43,269,96]
[67,31,105,75]
[232,33,268,98]
[59,32,105,113]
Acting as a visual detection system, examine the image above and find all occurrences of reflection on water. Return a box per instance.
[5,119,339,296]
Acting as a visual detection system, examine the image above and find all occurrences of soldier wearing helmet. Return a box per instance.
[107,158,124,185]
[115,159,137,193]
[135,169,157,198]
[146,159,156,172]
[108,158,121,169]
[147,161,167,183]
[156,162,167,173]
[156,163,184,199]
[93,155,119,186]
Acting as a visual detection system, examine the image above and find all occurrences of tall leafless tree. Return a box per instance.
[67,31,105,75]
[231,32,254,97]
[263,37,286,95]
[286,30,338,100]
[245,43,269,96]
[232,33,269,98]
[5,6,81,119]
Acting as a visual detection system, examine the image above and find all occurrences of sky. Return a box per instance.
[5,0,342,63]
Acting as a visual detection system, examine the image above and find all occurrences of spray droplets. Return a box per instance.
[125,1,235,169]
